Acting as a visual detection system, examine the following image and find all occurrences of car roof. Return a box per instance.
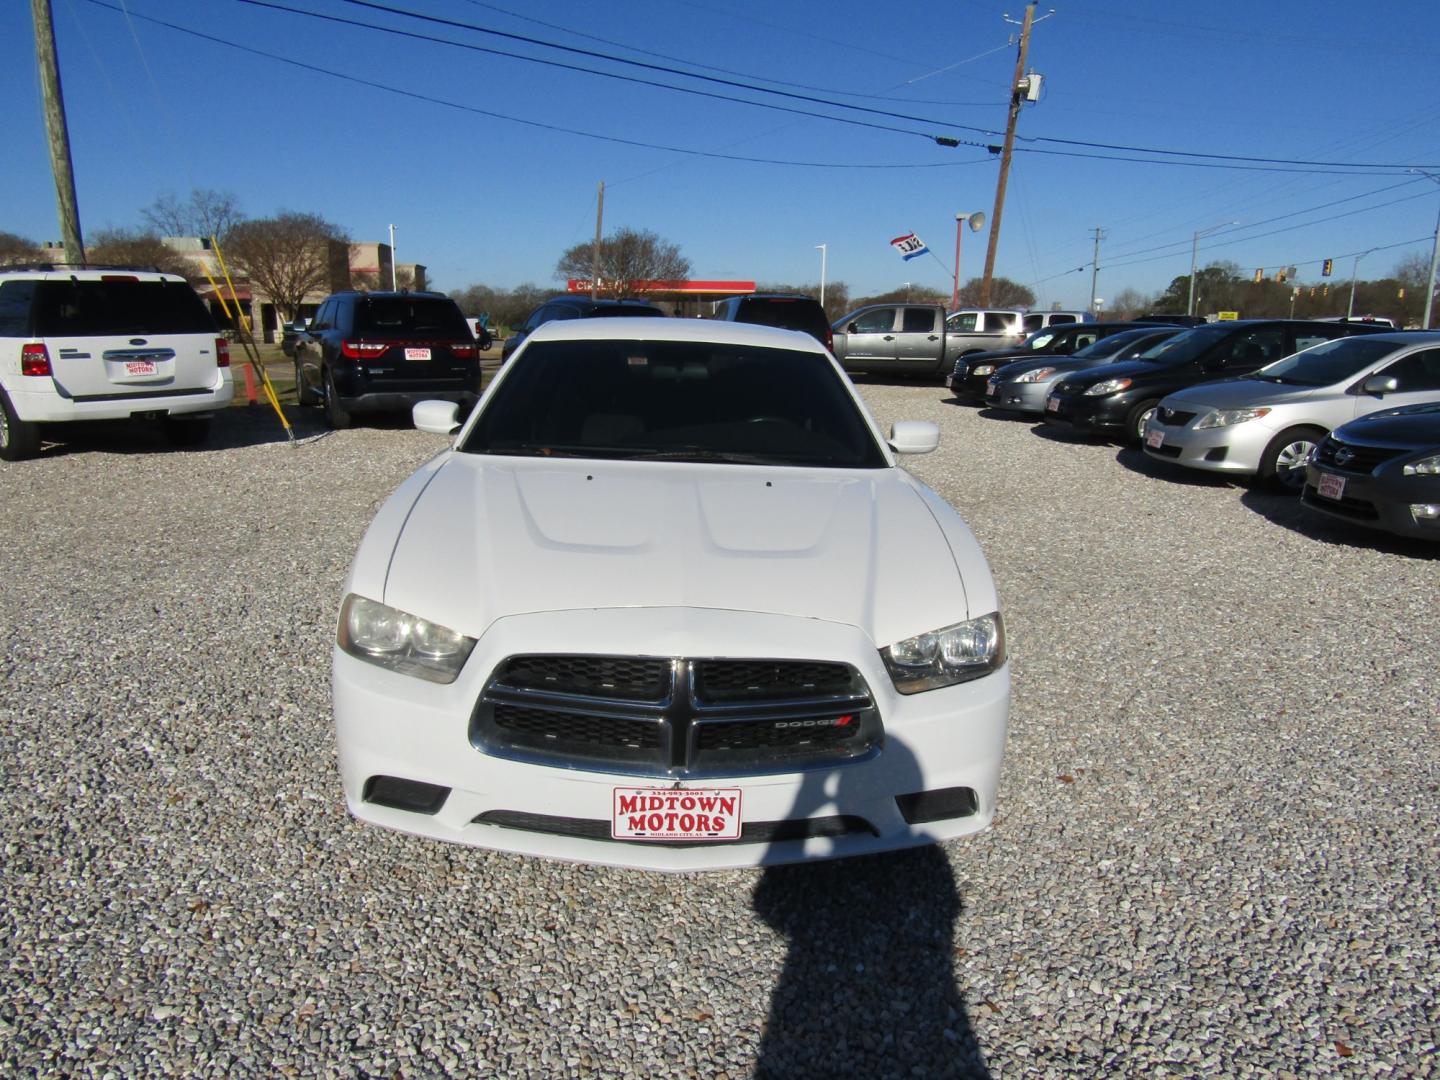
[525,316,828,352]
[0,264,186,282]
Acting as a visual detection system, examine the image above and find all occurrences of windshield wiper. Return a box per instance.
[626,448,788,465]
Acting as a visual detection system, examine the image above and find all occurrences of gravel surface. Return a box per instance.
[1,390,1435,1078]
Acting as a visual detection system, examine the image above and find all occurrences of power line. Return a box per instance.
[79,0,996,170]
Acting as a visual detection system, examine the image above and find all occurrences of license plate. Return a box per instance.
[1145,428,1164,449]
[1318,473,1345,500]
[404,347,432,361]
[124,361,157,376]
[1045,395,1060,413]
[612,787,742,841]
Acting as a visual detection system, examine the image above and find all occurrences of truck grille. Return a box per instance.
[472,654,881,777]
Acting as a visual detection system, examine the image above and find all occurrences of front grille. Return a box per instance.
[1313,436,1408,474]
[472,809,876,846]
[1148,443,1182,459]
[1157,407,1195,427]
[473,654,881,777]
[1301,485,1379,521]
[1053,381,1085,397]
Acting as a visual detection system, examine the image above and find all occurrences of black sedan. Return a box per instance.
[1041,319,1389,445]
[1302,401,1440,542]
[948,322,1142,402]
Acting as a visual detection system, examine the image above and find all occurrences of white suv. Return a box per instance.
[0,265,233,460]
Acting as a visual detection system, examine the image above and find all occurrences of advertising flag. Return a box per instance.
[890,233,929,261]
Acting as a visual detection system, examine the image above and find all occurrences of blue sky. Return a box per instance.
[5,0,1439,309]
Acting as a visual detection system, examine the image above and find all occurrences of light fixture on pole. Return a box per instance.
[952,212,985,310]
[388,223,397,291]
[1187,221,1237,317]
[816,244,827,307]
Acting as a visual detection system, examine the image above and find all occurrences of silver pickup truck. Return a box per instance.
[831,304,1024,379]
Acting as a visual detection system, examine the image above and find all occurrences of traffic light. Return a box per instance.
[1276,268,1288,283]
[1322,258,1334,277]
[1253,268,1263,283]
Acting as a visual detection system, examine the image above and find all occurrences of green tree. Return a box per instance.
[554,228,689,298]
[956,276,1034,308]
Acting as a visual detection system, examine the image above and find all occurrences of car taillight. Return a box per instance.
[824,328,834,353]
[452,343,477,360]
[215,338,230,368]
[21,343,51,376]
[341,340,390,360]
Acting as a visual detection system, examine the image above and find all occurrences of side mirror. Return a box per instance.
[1361,374,1399,395]
[888,420,940,455]
[847,322,859,334]
[413,399,462,435]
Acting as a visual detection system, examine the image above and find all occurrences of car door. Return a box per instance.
[893,306,943,369]
[297,299,334,393]
[841,307,899,362]
[1355,346,1440,419]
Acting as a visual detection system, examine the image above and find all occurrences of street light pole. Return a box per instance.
[816,244,827,308]
[1187,221,1237,317]
[388,223,397,290]
[1414,170,1440,330]
[1347,249,1376,319]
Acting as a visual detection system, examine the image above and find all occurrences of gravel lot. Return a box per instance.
[2,386,1435,1078]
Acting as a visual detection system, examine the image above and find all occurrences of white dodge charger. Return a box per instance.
[332,317,1009,870]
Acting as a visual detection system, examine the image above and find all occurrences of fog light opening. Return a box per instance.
[896,787,979,825]
[363,775,451,815]
[1409,503,1440,522]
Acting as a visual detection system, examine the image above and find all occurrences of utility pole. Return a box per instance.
[590,181,604,300]
[31,0,84,263]
[1088,227,1105,314]
[388,223,397,290]
[980,4,1050,305]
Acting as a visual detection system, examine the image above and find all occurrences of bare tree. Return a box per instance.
[0,231,44,266]
[1106,287,1153,319]
[85,228,195,277]
[223,213,350,322]
[756,281,850,323]
[143,188,245,240]
[350,266,418,292]
[554,228,690,298]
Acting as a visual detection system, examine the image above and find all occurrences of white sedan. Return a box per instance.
[332,318,1009,870]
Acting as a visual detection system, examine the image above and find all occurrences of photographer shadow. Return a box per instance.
[751,738,991,1078]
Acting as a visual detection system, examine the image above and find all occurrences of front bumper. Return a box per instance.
[984,377,1052,414]
[1041,388,1129,435]
[949,368,995,402]
[1302,462,1440,541]
[333,607,1010,871]
[1141,415,1275,476]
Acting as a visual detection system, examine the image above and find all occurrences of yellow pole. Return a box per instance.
[209,236,293,440]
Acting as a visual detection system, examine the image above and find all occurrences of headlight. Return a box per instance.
[1084,378,1132,396]
[971,364,995,376]
[1195,406,1272,429]
[1404,453,1440,476]
[1012,366,1055,384]
[338,594,476,683]
[881,613,1005,694]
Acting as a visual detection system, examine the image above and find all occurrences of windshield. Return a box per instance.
[1250,337,1403,386]
[1070,331,1148,360]
[460,339,888,468]
[1020,330,1057,351]
[1132,323,1231,364]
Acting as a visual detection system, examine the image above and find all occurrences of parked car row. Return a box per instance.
[953,317,1440,544]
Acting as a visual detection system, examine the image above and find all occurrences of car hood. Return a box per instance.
[965,346,1038,364]
[997,355,1099,379]
[1061,357,1175,386]
[1334,402,1440,447]
[363,454,980,648]
[1160,377,1319,410]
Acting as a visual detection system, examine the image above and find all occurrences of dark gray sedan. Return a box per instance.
[981,327,1182,415]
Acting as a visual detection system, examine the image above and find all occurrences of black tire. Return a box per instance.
[324,369,352,430]
[1125,399,1161,447]
[1258,425,1325,493]
[163,416,211,447]
[295,359,319,406]
[479,328,493,351]
[0,389,41,461]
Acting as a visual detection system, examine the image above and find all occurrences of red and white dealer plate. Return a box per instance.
[611,787,742,841]
[124,360,157,376]
[404,347,432,361]
[1317,473,1346,500]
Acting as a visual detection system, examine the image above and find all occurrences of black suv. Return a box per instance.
[501,296,666,362]
[712,294,832,351]
[294,291,479,428]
